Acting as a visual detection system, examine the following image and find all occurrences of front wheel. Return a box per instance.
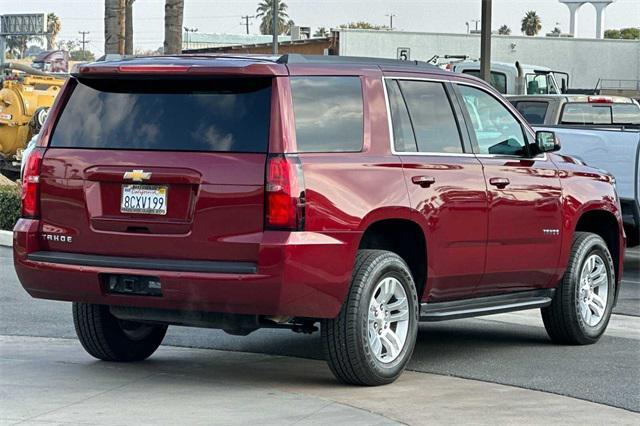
[322,250,419,385]
[541,232,616,345]
[73,303,167,362]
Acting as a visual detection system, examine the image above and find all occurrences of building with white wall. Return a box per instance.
[338,29,639,90]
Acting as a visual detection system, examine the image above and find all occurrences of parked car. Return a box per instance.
[509,95,640,246]
[14,55,625,386]
[508,94,640,127]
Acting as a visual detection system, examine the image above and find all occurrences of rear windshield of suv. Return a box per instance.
[50,78,272,152]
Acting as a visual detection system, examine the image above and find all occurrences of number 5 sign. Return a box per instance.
[397,48,410,61]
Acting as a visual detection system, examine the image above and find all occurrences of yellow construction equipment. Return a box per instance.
[0,65,66,178]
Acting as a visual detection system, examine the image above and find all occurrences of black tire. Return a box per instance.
[73,303,167,362]
[322,250,419,385]
[541,232,616,345]
[625,225,638,248]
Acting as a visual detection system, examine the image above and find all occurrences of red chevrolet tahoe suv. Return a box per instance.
[14,55,625,385]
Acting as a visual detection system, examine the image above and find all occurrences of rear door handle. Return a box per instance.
[489,177,510,188]
[412,176,436,188]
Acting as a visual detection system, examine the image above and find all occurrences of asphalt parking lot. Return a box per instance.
[1,246,639,419]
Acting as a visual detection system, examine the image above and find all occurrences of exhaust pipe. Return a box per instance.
[515,61,525,95]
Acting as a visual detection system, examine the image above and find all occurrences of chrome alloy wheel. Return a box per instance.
[578,254,609,327]
[368,277,410,363]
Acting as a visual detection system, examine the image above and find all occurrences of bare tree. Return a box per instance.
[164,0,184,54]
[105,0,125,54]
[125,0,136,55]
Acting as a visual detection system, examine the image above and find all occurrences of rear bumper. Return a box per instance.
[13,219,360,319]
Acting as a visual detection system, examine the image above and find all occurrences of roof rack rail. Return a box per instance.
[277,54,439,69]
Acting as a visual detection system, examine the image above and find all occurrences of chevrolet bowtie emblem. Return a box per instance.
[123,169,152,182]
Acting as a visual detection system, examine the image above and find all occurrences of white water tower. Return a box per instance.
[559,0,616,38]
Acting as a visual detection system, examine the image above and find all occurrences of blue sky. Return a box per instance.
[2,0,638,54]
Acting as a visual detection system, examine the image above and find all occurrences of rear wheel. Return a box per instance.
[73,303,167,361]
[541,232,615,345]
[322,250,419,385]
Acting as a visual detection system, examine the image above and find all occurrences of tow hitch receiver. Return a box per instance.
[102,274,162,297]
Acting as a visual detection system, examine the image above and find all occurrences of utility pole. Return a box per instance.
[272,0,278,54]
[479,0,492,83]
[471,19,481,31]
[386,13,397,30]
[241,15,254,35]
[78,31,90,60]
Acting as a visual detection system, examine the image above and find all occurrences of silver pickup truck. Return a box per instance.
[508,94,640,127]
[509,96,640,246]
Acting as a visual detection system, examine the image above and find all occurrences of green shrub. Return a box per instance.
[0,186,20,231]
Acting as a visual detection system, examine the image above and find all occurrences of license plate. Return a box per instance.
[121,185,167,215]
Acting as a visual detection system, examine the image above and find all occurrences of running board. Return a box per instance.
[420,289,555,322]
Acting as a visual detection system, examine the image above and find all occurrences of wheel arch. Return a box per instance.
[357,217,427,300]
[573,208,622,282]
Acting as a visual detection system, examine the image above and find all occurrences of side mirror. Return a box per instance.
[535,131,561,153]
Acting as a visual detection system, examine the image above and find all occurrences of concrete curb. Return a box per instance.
[0,230,12,247]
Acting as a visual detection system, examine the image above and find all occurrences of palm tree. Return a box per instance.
[521,11,542,36]
[256,0,289,35]
[105,0,125,54]
[5,35,42,58]
[497,24,511,35]
[125,0,136,55]
[285,19,295,35]
[46,13,61,50]
[164,0,184,54]
[4,36,24,58]
[314,27,329,38]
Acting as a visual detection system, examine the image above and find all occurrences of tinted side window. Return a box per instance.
[561,103,612,125]
[385,80,417,152]
[397,80,463,154]
[290,77,363,152]
[513,101,549,125]
[458,85,527,156]
[51,78,272,152]
[612,104,640,124]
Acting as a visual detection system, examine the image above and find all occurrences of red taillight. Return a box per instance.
[265,155,305,230]
[588,96,613,104]
[21,148,45,218]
